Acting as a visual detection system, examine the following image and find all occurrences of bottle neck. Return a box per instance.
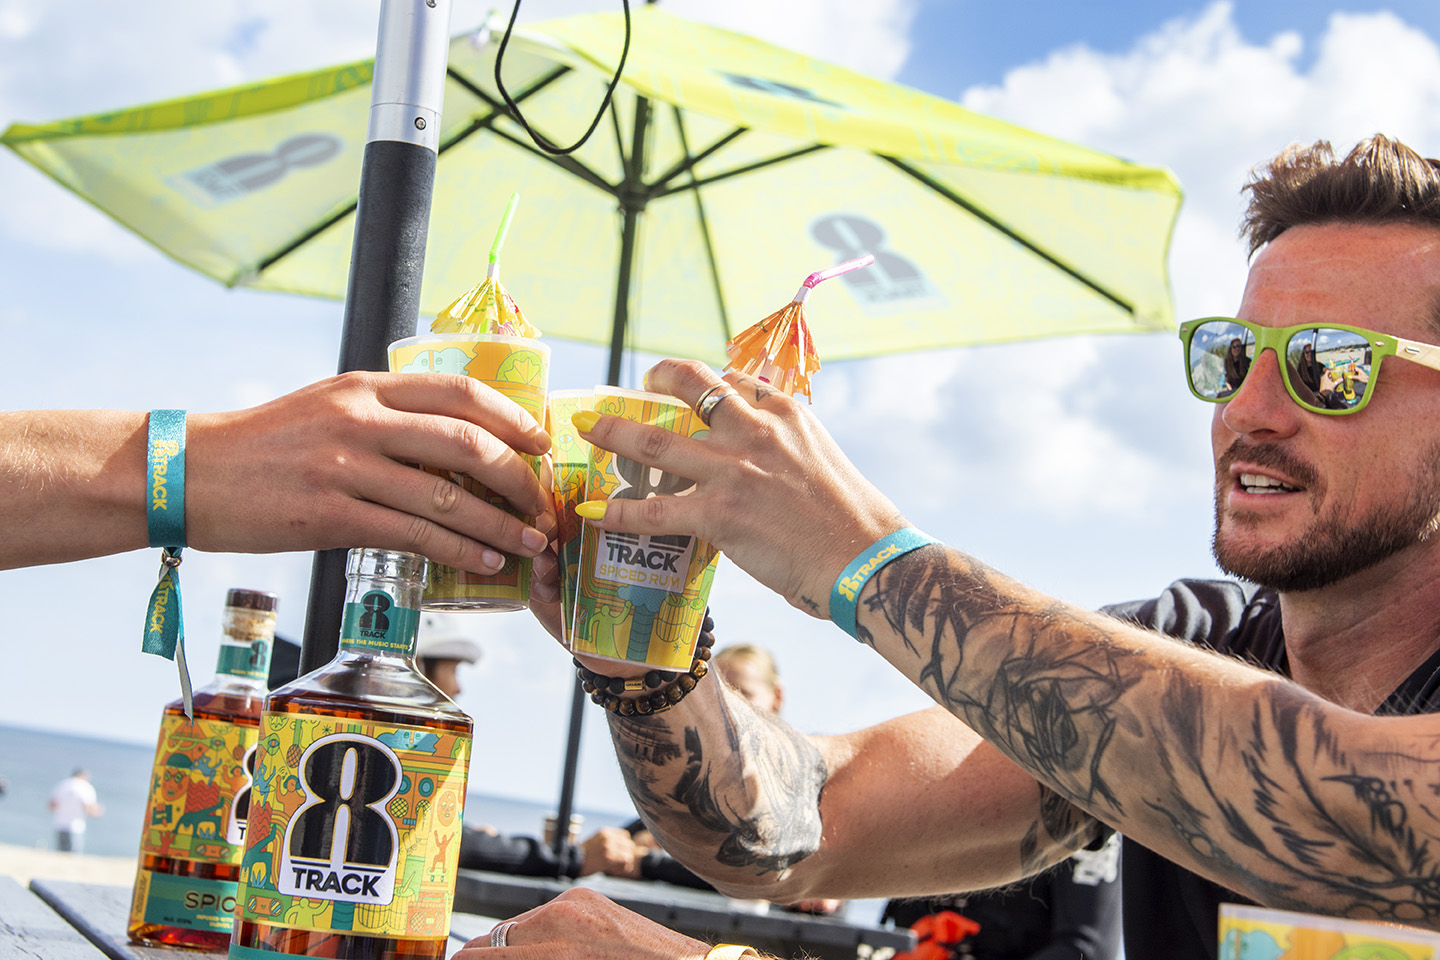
[337,582,422,663]
[214,606,277,686]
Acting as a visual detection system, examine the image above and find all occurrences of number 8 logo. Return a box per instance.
[286,735,401,868]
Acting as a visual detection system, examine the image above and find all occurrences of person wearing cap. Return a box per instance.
[417,613,483,699]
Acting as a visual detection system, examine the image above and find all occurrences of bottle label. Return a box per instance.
[216,606,276,681]
[338,589,420,655]
[138,714,258,864]
[235,713,471,940]
[130,869,239,932]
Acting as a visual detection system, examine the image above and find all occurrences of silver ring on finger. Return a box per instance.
[491,921,518,948]
[695,384,738,426]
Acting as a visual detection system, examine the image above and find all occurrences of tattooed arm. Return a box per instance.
[851,546,1440,925]
[601,665,1100,903]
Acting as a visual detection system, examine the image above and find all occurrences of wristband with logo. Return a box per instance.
[141,410,193,718]
[705,947,760,960]
[830,527,940,639]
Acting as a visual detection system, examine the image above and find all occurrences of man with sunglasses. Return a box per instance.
[478,135,1440,960]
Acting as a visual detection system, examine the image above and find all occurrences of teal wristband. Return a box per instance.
[830,528,940,639]
[146,409,186,548]
[143,409,192,718]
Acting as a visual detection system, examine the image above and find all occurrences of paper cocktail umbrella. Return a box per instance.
[431,193,541,337]
[723,255,874,401]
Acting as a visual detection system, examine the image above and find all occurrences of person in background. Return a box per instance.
[49,767,103,853]
[417,613,484,699]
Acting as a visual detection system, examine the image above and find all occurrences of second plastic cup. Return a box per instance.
[546,390,594,648]
[572,387,720,670]
[388,333,550,611]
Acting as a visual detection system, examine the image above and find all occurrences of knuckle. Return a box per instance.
[429,473,463,516]
[637,425,674,461]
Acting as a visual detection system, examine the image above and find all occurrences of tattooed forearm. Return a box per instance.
[857,545,1440,926]
[608,696,827,879]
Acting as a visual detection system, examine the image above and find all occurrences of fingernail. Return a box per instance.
[641,368,652,390]
[521,527,548,553]
[575,500,607,520]
[572,410,601,433]
[481,548,506,572]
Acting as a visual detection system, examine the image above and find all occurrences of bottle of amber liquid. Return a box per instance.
[231,548,473,960]
[128,588,279,951]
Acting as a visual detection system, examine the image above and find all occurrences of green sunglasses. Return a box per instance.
[1178,317,1440,415]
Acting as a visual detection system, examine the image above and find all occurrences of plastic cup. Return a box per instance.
[546,390,594,648]
[572,387,720,670]
[388,332,550,611]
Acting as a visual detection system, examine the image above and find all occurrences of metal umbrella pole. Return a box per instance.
[299,0,455,674]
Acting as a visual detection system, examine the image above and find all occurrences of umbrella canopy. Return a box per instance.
[2,7,1181,366]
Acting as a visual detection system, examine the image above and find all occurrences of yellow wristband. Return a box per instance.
[706,947,759,960]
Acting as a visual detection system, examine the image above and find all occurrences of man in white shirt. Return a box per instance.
[49,768,103,853]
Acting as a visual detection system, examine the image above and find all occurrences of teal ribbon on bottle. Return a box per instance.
[142,410,192,718]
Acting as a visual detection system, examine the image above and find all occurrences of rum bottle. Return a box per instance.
[230,548,472,960]
[129,588,279,950]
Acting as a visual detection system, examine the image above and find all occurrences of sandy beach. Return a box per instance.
[0,841,133,886]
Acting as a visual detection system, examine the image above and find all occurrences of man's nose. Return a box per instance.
[1220,348,1301,438]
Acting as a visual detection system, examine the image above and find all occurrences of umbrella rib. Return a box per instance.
[881,155,1135,315]
[248,66,599,278]
[650,143,830,199]
[446,67,619,195]
[648,126,750,193]
[672,107,731,341]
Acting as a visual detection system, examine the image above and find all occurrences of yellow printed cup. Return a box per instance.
[573,387,720,670]
[1218,903,1440,959]
[546,390,594,649]
[388,333,549,611]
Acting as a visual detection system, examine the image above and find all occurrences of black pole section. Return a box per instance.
[299,141,437,675]
[550,90,652,860]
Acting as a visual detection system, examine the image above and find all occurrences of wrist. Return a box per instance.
[830,527,940,639]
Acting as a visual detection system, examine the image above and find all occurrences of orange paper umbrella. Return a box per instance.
[431,193,542,338]
[724,255,874,401]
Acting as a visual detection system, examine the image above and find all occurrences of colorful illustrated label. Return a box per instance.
[139,714,257,864]
[389,334,549,609]
[130,869,239,933]
[235,713,471,941]
[573,389,720,670]
[1219,903,1438,959]
[338,589,420,656]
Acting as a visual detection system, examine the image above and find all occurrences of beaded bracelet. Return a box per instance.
[575,612,714,716]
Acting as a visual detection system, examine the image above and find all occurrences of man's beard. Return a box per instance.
[1212,439,1440,593]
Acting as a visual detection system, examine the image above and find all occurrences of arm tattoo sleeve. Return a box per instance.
[861,545,1440,925]
[608,698,827,878]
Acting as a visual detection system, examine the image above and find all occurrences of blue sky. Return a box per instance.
[3,0,1439,818]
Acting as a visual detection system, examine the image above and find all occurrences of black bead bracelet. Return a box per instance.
[575,612,715,716]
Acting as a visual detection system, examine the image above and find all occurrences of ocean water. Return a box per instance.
[0,722,631,859]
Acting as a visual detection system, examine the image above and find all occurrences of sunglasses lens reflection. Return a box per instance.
[1287,328,1372,411]
[1187,320,1254,400]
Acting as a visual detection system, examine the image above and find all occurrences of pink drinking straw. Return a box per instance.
[793,254,875,303]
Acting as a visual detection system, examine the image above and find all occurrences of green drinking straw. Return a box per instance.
[487,192,519,278]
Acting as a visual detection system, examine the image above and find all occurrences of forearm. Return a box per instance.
[857,545,1440,923]
[0,410,149,567]
[605,677,827,901]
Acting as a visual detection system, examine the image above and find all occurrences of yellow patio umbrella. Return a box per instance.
[2,6,1180,380]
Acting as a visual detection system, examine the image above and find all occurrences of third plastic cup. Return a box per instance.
[388,332,550,611]
[572,387,720,670]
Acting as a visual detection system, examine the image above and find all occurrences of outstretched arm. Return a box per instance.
[574,359,1440,927]
[0,371,555,579]
[596,662,1098,903]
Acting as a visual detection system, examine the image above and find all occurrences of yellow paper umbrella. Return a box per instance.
[431,193,540,338]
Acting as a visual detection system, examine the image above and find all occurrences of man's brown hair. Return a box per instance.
[1242,134,1440,256]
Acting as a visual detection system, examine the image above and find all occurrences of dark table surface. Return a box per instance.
[3,873,912,960]
[453,868,914,960]
[3,876,495,960]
